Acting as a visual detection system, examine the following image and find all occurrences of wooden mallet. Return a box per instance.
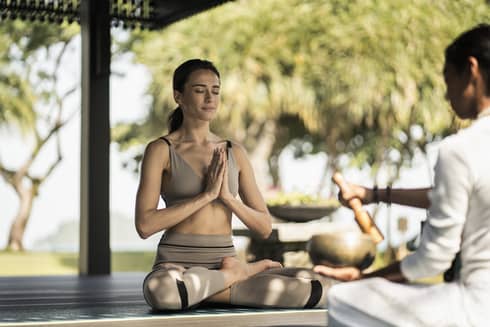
[332,172,384,244]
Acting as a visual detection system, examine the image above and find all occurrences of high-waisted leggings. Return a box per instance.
[143,232,337,310]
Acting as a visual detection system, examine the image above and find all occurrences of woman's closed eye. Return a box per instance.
[193,88,219,95]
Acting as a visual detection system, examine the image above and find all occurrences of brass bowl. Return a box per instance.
[307,231,376,270]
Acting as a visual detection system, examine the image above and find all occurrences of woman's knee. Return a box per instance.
[231,274,328,308]
[143,271,183,310]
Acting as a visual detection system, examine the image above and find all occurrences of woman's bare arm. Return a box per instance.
[219,144,272,239]
[135,140,224,239]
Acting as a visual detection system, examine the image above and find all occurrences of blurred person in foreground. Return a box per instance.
[314,24,490,327]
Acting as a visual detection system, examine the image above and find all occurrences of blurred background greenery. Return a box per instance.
[113,0,489,190]
[0,251,154,276]
[1,0,489,275]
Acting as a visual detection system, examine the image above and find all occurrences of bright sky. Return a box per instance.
[0,34,154,249]
[0,34,439,251]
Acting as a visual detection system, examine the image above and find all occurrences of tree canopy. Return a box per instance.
[114,0,489,186]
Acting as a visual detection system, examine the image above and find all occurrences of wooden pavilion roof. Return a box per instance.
[0,0,233,29]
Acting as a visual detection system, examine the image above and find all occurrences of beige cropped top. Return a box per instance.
[159,137,239,206]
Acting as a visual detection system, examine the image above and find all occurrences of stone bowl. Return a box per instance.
[306,231,377,270]
[267,205,338,222]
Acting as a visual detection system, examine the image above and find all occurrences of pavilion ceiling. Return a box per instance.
[0,0,233,29]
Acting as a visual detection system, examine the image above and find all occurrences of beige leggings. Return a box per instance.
[143,263,336,311]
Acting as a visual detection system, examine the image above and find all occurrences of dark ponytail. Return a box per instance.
[168,59,220,133]
[168,107,184,133]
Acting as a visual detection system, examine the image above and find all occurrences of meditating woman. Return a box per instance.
[136,59,333,310]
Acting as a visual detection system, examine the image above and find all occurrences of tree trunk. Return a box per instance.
[249,120,276,193]
[316,154,339,198]
[7,186,35,251]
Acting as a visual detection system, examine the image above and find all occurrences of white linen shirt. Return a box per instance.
[327,109,490,327]
[400,111,490,325]
[401,112,490,283]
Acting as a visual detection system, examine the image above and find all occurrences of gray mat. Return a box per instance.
[0,273,326,325]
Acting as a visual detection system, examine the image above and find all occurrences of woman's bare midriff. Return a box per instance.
[169,200,233,235]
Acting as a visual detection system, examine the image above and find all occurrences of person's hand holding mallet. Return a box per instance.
[332,172,384,244]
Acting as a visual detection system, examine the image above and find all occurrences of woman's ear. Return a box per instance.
[174,90,182,105]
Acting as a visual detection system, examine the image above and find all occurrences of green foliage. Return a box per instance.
[0,21,78,130]
[114,0,489,178]
[0,251,155,276]
[0,73,36,131]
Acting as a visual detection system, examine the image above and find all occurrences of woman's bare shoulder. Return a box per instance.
[143,137,171,164]
[146,137,170,151]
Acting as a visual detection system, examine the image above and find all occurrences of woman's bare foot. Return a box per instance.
[220,257,282,287]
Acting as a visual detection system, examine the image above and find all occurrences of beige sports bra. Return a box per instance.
[159,137,239,206]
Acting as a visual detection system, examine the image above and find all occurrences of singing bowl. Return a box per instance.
[307,231,377,270]
[267,205,338,222]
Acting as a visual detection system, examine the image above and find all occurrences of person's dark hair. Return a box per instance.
[445,23,490,94]
[168,59,220,133]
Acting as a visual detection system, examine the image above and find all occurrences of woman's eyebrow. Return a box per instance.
[190,83,220,88]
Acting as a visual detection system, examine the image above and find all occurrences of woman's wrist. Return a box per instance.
[220,194,236,206]
[202,191,217,203]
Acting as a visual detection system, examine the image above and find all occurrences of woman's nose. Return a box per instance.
[205,90,212,101]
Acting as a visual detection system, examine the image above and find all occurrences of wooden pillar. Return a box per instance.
[79,0,111,275]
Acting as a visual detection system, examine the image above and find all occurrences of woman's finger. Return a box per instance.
[205,153,217,188]
[209,149,222,176]
[209,148,219,170]
[217,153,226,181]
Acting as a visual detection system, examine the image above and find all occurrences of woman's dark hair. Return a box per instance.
[168,59,220,133]
[445,23,490,94]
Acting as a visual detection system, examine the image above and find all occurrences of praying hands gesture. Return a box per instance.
[219,148,234,202]
[204,146,235,202]
[204,148,226,200]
